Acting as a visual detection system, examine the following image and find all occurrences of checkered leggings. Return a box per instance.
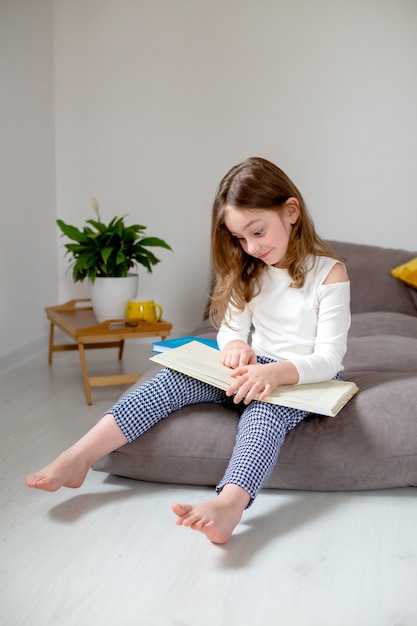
[107,360,310,507]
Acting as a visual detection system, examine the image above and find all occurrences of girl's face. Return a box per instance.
[223,200,299,268]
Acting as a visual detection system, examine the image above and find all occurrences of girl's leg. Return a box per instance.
[216,402,308,505]
[26,368,225,492]
[173,402,307,543]
[109,367,225,443]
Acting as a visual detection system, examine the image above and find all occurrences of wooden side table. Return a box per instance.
[45,299,172,405]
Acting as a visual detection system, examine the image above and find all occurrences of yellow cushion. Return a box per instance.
[391,257,417,288]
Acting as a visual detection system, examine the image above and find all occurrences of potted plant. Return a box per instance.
[57,198,172,322]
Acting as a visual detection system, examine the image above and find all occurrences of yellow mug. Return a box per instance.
[126,300,163,323]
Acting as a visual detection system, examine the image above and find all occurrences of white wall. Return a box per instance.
[0,0,57,371]
[54,0,417,337]
[1,0,416,368]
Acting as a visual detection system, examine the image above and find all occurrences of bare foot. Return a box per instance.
[25,451,89,492]
[172,485,250,544]
[25,413,128,492]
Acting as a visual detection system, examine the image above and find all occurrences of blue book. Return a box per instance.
[152,335,218,353]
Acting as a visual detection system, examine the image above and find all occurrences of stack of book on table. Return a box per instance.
[152,335,218,353]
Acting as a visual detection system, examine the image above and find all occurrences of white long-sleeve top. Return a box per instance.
[217,256,351,384]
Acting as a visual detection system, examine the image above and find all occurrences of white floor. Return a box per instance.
[1,342,416,626]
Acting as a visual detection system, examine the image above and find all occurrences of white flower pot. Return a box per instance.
[89,274,139,323]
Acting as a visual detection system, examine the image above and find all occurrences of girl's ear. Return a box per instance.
[284,197,300,224]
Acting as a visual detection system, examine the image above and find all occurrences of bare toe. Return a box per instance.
[171,500,240,544]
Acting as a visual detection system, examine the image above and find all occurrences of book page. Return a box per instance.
[151,343,233,388]
[150,341,358,417]
[266,380,358,414]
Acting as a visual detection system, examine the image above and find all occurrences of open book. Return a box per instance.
[150,341,358,417]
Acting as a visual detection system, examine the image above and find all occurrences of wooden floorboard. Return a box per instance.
[1,344,416,626]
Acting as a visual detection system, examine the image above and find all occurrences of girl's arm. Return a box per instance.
[218,306,299,402]
[224,263,351,403]
[290,279,351,384]
[217,305,254,368]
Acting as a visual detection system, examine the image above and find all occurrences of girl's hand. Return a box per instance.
[220,340,257,369]
[226,363,279,404]
[226,361,299,405]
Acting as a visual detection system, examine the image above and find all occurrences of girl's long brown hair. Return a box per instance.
[209,157,342,328]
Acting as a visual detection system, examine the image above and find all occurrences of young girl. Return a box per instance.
[26,157,350,544]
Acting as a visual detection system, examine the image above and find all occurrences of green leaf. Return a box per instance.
[139,236,172,250]
[116,250,126,265]
[101,247,114,263]
[57,220,86,243]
